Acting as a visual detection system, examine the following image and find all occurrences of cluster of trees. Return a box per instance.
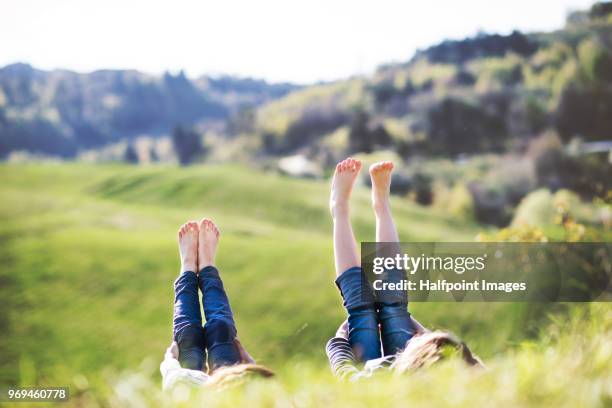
[249,2,612,162]
[415,30,537,64]
[0,64,295,158]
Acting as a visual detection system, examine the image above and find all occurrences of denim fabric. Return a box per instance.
[335,267,381,361]
[376,266,409,304]
[198,266,241,370]
[377,303,414,356]
[173,271,206,370]
[172,268,242,371]
[377,265,413,355]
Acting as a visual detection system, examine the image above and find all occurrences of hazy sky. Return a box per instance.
[1,0,595,84]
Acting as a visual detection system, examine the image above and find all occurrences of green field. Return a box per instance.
[0,163,610,407]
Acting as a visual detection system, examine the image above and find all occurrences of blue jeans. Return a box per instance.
[335,266,415,361]
[173,266,241,371]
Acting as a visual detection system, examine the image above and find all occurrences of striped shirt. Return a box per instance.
[325,337,396,381]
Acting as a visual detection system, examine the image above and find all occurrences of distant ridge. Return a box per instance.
[0,63,298,157]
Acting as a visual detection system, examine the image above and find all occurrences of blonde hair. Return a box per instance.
[206,364,274,388]
[392,331,483,374]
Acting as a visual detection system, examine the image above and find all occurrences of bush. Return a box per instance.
[434,182,475,221]
[577,39,612,83]
[123,143,139,164]
[172,125,205,165]
[528,132,611,199]
[556,85,612,142]
[512,189,555,227]
[281,108,348,153]
[426,98,507,156]
[528,132,579,191]
[348,109,392,154]
[468,182,513,226]
[411,172,433,205]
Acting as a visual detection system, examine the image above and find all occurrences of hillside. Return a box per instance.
[0,64,296,157]
[2,3,611,164]
[253,5,612,159]
[241,3,611,228]
[0,163,609,406]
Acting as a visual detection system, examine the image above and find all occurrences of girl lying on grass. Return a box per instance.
[160,218,273,390]
[326,158,482,380]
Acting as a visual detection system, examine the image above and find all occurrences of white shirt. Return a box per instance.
[159,354,209,390]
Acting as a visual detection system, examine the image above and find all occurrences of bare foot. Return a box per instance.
[369,161,394,213]
[178,221,199,273]
[330,157,362,218]
[198,218,220,269]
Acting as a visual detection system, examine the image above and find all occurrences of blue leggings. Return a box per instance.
[335,266,415,361]
[173,266,242,371]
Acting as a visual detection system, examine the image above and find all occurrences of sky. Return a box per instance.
[1,0,596,84]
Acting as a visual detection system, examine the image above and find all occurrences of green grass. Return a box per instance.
[0,163,610,407]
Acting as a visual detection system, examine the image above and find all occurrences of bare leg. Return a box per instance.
[369,161,399,243]
[198,218,219,269]
[330,157,381,361]
[370,162,415,355]
[179,221,199,273]
[330,157,362,275]
[197,218,242,371]
[173,221,206,370]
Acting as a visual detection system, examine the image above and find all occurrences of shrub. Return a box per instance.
[434,182,475,221]
[123,143,139,164]
[468,182,513,226]
[556,85,612,142]
[411,172,433,205]
[511,189,555,227]
[528,132,580,190]
[426,98,507,156]
[172,125,205,165]
[283,108,348,152]
[348,109,392,154]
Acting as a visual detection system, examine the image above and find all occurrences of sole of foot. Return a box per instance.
[198,218,220,269]
[330,157,362,218]
[369,161,394,213]
[178,221,199,273]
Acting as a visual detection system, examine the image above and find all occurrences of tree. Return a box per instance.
[124,143,139,164]
[172,125,204,165]
[556,86,612,142]
[227,106,255,136]
[348,109,392,154]
[426,98,507,156]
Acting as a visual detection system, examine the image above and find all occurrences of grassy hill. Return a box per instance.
[0,163,610,407]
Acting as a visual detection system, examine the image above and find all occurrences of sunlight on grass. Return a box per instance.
[0,163,610,407]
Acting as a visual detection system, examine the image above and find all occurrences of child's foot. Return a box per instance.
[198,218,220,269]
[330,157,361,218]
[178,221,199,273]
[369,161,394,213]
